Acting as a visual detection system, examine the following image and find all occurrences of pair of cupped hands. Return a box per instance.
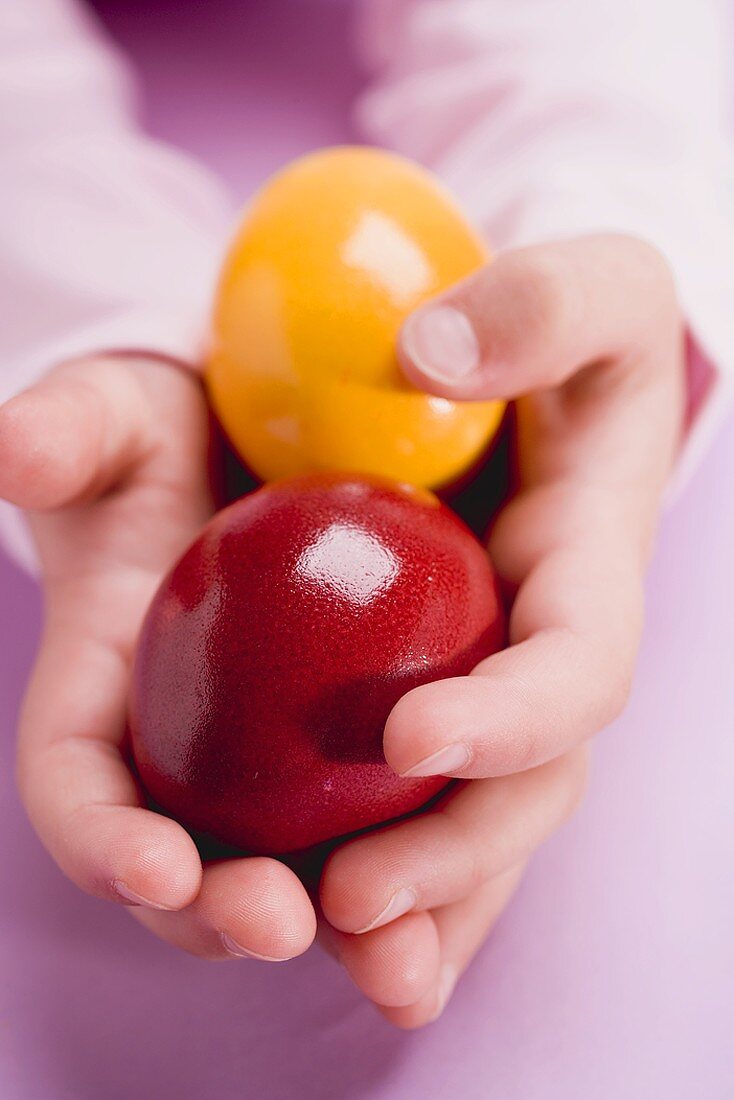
[3,236,683,1029]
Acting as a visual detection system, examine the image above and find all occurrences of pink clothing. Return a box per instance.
[1,0,733,568]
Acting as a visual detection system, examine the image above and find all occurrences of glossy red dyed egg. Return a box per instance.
[130,474,505,854]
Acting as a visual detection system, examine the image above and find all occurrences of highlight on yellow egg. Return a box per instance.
[205,146,505,489]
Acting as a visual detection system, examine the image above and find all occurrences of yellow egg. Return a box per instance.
[206,146,504,488]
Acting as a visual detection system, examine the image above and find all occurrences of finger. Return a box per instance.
[384,521,644,781]
[399,234,680,401]
[321,910,441,1008]
[321,748,586,934]
[387,241,684,780]
[379,863,526,1029]
[0,357,162,511]
[385,448,657,780]
[384,559,638,780]
[399,234,683,545]
[16,616,203,910]
[131,857,316,961]
[12,356,216,909]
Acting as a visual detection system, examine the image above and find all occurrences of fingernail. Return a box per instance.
[112,879,176,911]
[403,305,480,384]
[429,964,458,1022]
[401,742,470,778]
[220,932,288,962]
[354,887,417,934]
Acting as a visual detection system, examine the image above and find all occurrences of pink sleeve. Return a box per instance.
[0,0,235,403]
[355,0,734,489]
[0,0,235,570]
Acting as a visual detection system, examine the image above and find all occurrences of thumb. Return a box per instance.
[398,235,674,401]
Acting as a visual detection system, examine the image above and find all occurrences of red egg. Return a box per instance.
[130,473,505,854]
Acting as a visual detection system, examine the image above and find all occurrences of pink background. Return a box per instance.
[1,3,732,1096]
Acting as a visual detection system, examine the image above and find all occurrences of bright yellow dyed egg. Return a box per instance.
[206,146,504,488]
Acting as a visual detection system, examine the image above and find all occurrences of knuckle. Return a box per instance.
[512,720,546,773]
[440,809,486,889]
[498,248,577,344]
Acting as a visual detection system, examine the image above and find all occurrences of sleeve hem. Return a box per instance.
[667,325,734,501]
[0,306,207,407]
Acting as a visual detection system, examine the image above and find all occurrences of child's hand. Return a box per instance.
[319,235,685,1027]
[2,356,316,961]
[3,233,684,1025]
